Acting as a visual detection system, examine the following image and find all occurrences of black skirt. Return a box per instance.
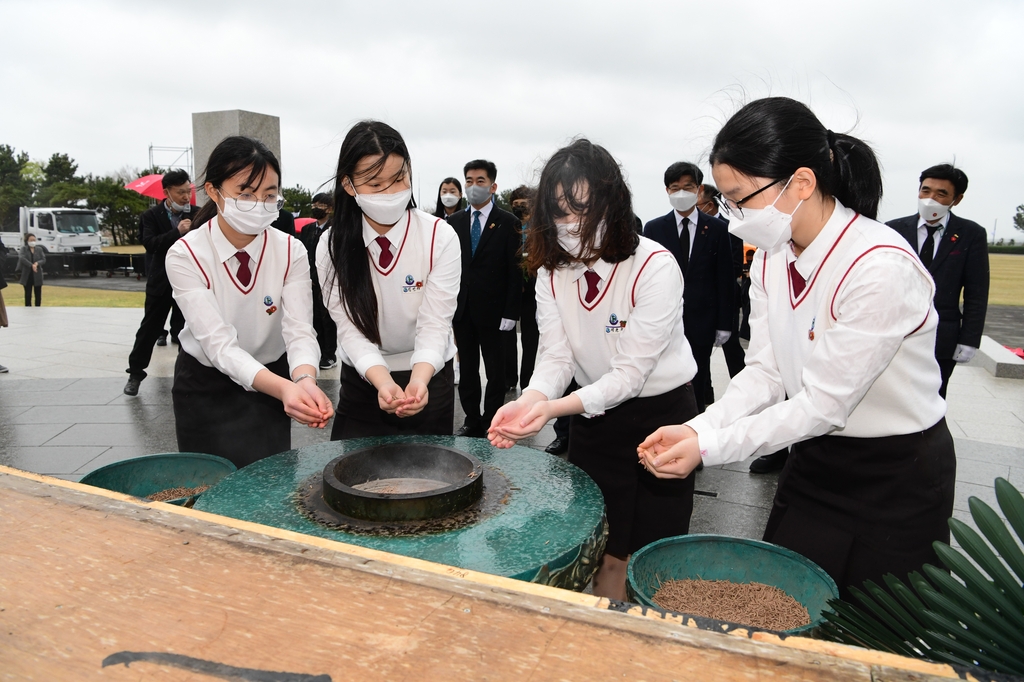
[763,418,956,600]
[569,382,698,558]
[172,349,291,469]
[331,360,456,440]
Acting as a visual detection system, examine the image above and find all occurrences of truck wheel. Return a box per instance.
[89,271,97,277]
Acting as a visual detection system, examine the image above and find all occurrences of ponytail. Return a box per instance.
[711,97,882,220]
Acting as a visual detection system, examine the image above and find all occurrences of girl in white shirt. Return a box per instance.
[639,97,956,599]
[166,136,334,468]
[318,121,461,439]
[488,139,699,600]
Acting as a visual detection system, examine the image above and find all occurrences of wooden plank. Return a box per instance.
[0,467,966,681]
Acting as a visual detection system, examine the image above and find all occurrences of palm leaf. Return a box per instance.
[933,542,1024,631]
[970,495,1024,584]
[995,477,1024,549]
[921,564,1024,651]
[918,608,1024,675]
[948,517,1024,613]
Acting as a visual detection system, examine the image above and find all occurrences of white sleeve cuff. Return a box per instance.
[288,349,321,377]
[686,415,724,467]
[524,380,559,402]
[573,386,606,418]
[409,349,445,374]
[354,353,389,378]
[240,357,268,392]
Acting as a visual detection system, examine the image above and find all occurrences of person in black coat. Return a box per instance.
[0,246,8,372]
[448,159,522,436]
[886,163,989,398]
[300,192,337,369]
[643,162,735,413]
[18,233,46,306]
[124,170,197,396]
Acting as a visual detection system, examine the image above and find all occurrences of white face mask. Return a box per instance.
[440,193,460,208]
[353,186,412,226]
[465,184,492,207]
[918,197,951,223]
[556,220,606,259]
[218,195,278,236]
[725,177,802,253]
[668,189,699,213]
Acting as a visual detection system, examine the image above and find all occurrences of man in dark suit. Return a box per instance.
[300,192,337,370]
[124,169,196,396]
[449,159,522,437]
[886,163,990,399]
[643,162,734,413]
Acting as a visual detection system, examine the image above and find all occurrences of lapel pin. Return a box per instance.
[808,316,816,341]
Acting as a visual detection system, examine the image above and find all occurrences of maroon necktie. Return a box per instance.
[584,270,601,303]
[789,261,806,297]
[235,251,252,286]
[376,236,393,268]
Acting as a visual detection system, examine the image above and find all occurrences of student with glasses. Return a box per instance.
[639,97,955,599]
[165,136,333,469]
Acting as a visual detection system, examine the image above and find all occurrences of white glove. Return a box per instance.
[714,330,731,347]
[499,318,516,332]
[952,344,977,363]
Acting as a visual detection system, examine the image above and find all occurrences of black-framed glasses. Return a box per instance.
[228,192,284,213]
[715,178,786,219]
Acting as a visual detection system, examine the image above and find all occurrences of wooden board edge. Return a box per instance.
[0,465,965,680]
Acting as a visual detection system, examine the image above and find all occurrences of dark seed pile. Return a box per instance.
[652,578,811,631]
[148,485,210,502]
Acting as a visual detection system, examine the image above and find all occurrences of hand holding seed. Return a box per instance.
[637,424,702,479]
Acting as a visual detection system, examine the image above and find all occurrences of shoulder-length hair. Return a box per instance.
[526,138,637,274]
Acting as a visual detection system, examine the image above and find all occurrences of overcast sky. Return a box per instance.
[3,0,1022,239]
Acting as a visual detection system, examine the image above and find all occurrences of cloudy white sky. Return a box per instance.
[3,0,1022,238]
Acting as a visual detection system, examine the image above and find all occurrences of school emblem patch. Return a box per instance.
[405,274,415,285]
[402,275,423,293]
[605,313,625,334]
[264,296,274,307]
[609,313,618,326]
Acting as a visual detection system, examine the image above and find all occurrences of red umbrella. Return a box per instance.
[125,174,198,204]
[294,217,316,234]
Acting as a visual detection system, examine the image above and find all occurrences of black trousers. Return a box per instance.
[937,358,956,399]
[312,282,337,363]
[503,329,519,389]
[688,342,713,413]
[160,305,185,341]
[127,291,184,378]
[23,284,41,307]
[764,418,956,601]
[172,350,291,469]
[569,382,698,558]
[331,361,455,439]
[519,277,539,388]
[453,318,506,430]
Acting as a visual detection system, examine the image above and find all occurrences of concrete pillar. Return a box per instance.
[191,110,281,204]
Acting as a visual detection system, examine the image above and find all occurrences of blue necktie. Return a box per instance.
[470,210,482,256]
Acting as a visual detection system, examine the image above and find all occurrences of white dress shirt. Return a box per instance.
[166,217,320,391]
[916,212,950,258]
[675,208,697,257]
[687,201,946,467]
[527,236,698,416]
[316,208,460,377]
[467,198,494,228]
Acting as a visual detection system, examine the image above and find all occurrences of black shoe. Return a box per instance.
[156,334,168,347]
[749,449,789,474]
[695,460,704,471]
[455,425,485,438]
[171,336,179,345]
[319,357,337,370]
[124,376,143,396]
[544,436,569,456]
[0,364,8,374]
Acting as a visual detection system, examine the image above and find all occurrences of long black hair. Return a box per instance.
[192,136,281,228]
[327,120,414,346]
[710,97,882,219]
[432,177,464,218]
[527,138,638,275]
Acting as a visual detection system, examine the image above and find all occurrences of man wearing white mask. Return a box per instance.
[643,162,735,412]
[887,164,990,398]
[448,159,522,437]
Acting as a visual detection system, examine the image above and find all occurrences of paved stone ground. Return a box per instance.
[1,306,1022,547]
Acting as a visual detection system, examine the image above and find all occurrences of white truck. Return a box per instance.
[1,207,104,255]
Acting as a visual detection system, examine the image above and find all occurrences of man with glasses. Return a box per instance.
[643,163,734,414]
[124,170,196,396]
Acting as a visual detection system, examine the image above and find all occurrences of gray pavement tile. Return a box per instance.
[953,439,1024,467]
[0,377,78,392]
[1,446,110,475]
[0,406,32,420]
[954,421,1024,447]
[290,422,336,450]
[1009,467,1024,487]
[0,390,122,407]
[689,496,768,540]
[692,466,778,509]
[0,423,74,447]
[8,405,158,425]
[73,447,154,475]
[954,480,1001,514]
[43,423,154,448]
[956,457,1011,488]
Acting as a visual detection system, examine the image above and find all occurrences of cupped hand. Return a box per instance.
[637,424,702,479]
[377,382,406,414]
[296,378,334,428]
[488,400,551,446]
[487,401,533,448]
[281,382,330,426]
[396,379,429,418]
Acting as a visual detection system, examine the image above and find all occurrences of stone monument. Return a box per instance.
[191,110,281,204]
